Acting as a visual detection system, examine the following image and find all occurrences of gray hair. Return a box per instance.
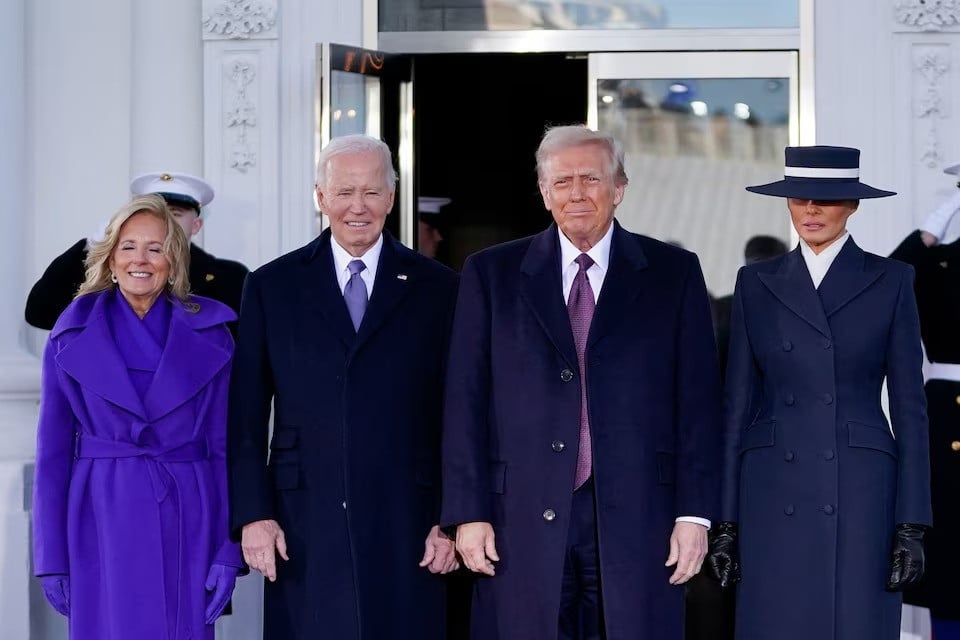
[535,125,629,187]
[315,134,397,189]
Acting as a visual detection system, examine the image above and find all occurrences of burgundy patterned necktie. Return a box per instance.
[568,253,596,489]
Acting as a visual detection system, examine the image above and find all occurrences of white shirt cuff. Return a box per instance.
[676,516,711,529]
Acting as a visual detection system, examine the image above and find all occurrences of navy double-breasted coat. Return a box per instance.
[721,239,932,640]
[441,222,721,640]
[227,230,458,640]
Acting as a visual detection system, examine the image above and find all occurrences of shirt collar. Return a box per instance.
[800,231,850,265]
[558,221,615,272]
[331,232,384,277]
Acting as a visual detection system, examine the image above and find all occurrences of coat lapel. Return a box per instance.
[816,239,883,317]
[301,231,357,349]
[55,294,147,418]
[141,302,232,421]
[520,225,578,370]
[355,233,416,348]
[758,248,832,338]
[588,221,648,348]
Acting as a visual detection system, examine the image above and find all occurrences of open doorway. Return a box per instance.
[413,52,588,271]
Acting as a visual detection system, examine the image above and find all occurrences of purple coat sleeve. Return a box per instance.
[33,336,76,576]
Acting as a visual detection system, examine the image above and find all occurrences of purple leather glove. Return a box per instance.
[40,574,70,616]
[204,563,239,624]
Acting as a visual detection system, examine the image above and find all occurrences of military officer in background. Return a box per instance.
[890,161,960,640]
[25,172,248,333]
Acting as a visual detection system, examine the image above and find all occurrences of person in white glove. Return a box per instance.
[889,161,960,640]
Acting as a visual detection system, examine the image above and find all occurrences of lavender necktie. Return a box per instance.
[568,253,596,489]
[344,259,367,331]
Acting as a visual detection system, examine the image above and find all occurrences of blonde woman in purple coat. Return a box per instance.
[32,195,243,639]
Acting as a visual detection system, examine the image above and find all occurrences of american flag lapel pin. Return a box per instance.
[397,274,408,280]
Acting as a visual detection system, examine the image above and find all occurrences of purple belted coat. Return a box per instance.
[32,290,243,640]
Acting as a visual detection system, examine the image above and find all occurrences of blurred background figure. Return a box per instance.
[712,235,789,380]
[32,195,242,639]
[890,161,960,640]
[25,172,248,334]
[417,196,450,259]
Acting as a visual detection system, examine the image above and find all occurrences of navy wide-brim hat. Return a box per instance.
[746,146,896,200]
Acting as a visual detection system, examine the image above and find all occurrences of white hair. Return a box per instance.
[535,125,628,187]
[315,134,397,189]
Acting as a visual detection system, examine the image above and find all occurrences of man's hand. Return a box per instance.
[456,522,499,576]
[419,525,460,574]
[241,519,289,582]
[665,521,708,585]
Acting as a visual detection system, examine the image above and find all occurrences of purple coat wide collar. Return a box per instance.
[51,290,234,421]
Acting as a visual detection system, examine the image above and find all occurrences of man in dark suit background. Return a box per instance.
[24,172,248,331]
[441,125,721,639]
[228,134,459,639]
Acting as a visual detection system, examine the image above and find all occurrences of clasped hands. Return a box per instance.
[706,521,929,591]
[455,520,708,585]
[240,519,458,583]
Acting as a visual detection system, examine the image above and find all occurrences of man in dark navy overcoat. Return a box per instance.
[228,135,459,639]
[441,125,722,639]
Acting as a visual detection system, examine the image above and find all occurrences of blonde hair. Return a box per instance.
[77,194,191,301]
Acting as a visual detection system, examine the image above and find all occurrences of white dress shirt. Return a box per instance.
[557,225,711,529]
[800,232,850,289]
[331,233,383,299]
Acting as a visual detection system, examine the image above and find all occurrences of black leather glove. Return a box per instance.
[706,521,741,588]
[886,523,929,592]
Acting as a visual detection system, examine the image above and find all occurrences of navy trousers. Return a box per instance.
[558,477,605,640]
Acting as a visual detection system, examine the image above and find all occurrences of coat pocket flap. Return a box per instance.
[270,428,299,450]
[847,421,897,458]
[739,420,776,453]
[489,461,506,494]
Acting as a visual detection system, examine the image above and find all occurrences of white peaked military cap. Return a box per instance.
[130,171,215,211]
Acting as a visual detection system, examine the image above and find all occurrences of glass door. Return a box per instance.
[588,51,799,300]
[317,43,415,246]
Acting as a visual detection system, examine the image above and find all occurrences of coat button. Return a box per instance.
[784,450,795,462]
[823,504,835,515]
[543,509,557,522]
[822,393,834,405]
[560,369,574,382]
[955,395,960,406]
[342,501,347,509]
[782,340,793,352]
[952,441,960,452]
[822,340,832,350]
[784,394,795,406]
[552,440,566,452]
[784,504,795,515]
[824,449,835,460]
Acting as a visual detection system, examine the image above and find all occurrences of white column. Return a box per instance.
[130,0,205,177]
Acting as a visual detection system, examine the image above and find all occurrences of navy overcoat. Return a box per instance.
[227,230,458,640]
[721,239,932,640]
[441,222,721,640]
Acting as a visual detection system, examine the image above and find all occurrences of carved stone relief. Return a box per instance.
[895,0,960,31]
[203,0,277,39]
[914,48,950,168]
[225,59,258,172]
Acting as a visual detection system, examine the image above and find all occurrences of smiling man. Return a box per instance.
[227,134,459,640]
[441,125,722,639]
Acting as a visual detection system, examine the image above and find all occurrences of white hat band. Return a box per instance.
[784,166,860,179]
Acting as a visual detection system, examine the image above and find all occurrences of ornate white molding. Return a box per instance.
[225,59,258,173]
[895,0,960,31]
[914,49,950,167]
[203,0,277,40]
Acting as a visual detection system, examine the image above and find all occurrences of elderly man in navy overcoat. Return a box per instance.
[708,146,932,640]
[227,134,459,639]
[441,125,722,639]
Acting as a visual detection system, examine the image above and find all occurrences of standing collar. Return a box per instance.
[330,232,384,277]
[557,221,615,272]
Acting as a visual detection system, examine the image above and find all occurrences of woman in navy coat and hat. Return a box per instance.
[707,146,932,640]
[32,194,243,639]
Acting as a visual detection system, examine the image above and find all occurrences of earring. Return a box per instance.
[110,273,117,284]
[167,276,174,286]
